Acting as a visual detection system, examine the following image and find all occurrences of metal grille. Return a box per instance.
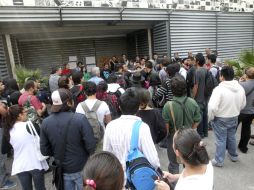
[136,29,149,57]
[153,22,168,57]
[126,32,137,60]
[217,13,254,61]
[11,36,21,65]
[0,35,10,79]
[170,11,216,58]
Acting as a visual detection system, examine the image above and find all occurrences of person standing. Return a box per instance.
[0,100,17,189]
[3,105,48,190]
[238,67,254,153]
[49,66,62,93]
[192,53,209,138]
[40,88,96,190]
[208,66,246,167]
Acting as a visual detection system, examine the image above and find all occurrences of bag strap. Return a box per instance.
[81,101,90,113]
[27,121,39,137]
[246,86,254,97]
[169,102,177,132]
[91,100,102,112]
[130,120,142,151]
[56,113,74,164]
[173,97,188,126]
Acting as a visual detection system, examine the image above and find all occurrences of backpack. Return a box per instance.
[81,100,104,143]
[102,94,121,120]
[204,69,218,98]
[126,120,161,190]
[72,85,86,109]
[23,96,41,126]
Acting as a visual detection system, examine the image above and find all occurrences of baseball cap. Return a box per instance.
[50,88,72,113]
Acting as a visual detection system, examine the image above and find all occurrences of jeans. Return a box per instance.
[17,169,46,190]
[0,128,8,187]
[238,113,254,151]
[197,104,208,138]
[63,171,83,190]
[167,135,179,174]
[211,117,238,165]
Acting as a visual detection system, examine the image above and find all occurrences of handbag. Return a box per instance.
[51,114,74,190]
[27,121,48,161]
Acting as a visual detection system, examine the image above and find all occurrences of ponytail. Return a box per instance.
[3,105,23,142]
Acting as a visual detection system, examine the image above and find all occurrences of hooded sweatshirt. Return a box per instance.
[208,80,246,122]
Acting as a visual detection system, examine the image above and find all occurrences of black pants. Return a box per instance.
[17,169,46,190]
[238,113,254,152]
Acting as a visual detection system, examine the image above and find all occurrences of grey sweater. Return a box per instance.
[240,79,254,114]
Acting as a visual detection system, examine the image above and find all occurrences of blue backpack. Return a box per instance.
[126,121,160,190]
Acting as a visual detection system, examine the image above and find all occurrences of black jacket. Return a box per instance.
[40,112,96,173]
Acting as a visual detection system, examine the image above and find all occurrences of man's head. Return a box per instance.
[112,56,117,61]
[205,48,211,56]
[171,76,187,97]
[195,53,205,67]
[77,61,84,68]
[115,63,123,73]
[140,58,146,66]
[153,53,158,60]
[188,51,193,58]
[104,63,109,70]
[24,80,37,95]
[84,81,97,97]
[51,66,62,75]
[174,52,179,58]
[166,63,178,77]
[0,80,4,94]
[107,74,117,84]
[0,100,8,117]
[144,61,153,73]
[50,88,73,113]
[63,63,70,69]
[26,77,40,89]
[245,67,254,79]
[220,66,234,81]
[91,67,100,77]
[72,71,83,85]
[119,88,139,115]
[207,54,217,64]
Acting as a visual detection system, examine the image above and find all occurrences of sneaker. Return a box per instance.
[0,180,17,189]
[211,158,223,167]
[249,140,254,146]
[238,145,248,153]
[250,135,254,139]
[228,153,238,162]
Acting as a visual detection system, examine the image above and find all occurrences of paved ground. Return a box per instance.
[6,125,254,190]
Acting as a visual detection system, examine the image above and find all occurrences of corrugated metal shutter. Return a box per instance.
[217,13,254,61]
[152,22,168,57]
[136,29,149,57]
[126,33,137,60]
[0,35,10,79]
[11,36,21,65]
[94,37,127,67]
[19,39,95,75]
[170,11,216,58]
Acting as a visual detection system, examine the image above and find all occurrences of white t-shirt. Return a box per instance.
[175,162,214,190]
[179,67,187,80]
[76,99,110,128]
[10,122,49,175]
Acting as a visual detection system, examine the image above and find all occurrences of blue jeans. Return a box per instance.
[197,104,208,138]
[63,171,83,190]
[17,169,46,190]
[211,117,238,165]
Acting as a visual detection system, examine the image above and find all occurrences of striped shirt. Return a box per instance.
[103,115,160,172]
[153,78,173,104]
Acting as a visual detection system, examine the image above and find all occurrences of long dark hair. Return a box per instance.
[83,151,124,190]
[3,105,24,142]
[174,128,209,166]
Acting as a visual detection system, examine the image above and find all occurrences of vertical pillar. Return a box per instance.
[215,12,218,52]
[147,28,153,59]
[5,34,16,79]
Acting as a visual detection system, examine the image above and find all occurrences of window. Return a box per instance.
[13,0,24,5]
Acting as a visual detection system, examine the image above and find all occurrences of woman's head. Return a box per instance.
[138,88,150,109]
[83,151,124,190]
[173,129,209,166]
[4,105,27,141]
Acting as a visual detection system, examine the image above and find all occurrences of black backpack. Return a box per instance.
[204,69,218,98]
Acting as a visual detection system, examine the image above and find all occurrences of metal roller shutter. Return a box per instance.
[152,22,168,57]
[19,39,95,75]
[11,36,21,65]
[170,11,216,58]
[136,29,149,57]
[126,33,137,60]
[0,35,10,79]
[217,13,254,61]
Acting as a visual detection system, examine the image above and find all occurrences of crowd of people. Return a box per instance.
[0,48,253,190]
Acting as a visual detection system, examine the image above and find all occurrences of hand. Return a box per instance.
[163,171,179,183]
[155,180,170,190]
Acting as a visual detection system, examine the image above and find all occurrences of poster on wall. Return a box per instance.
[68,56,78,69]
[86,56,96,72]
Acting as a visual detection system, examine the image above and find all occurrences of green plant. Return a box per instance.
[225,49,254,77]
[15,65,45,88]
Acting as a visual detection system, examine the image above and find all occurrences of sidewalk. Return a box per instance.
[6,126,254,190]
